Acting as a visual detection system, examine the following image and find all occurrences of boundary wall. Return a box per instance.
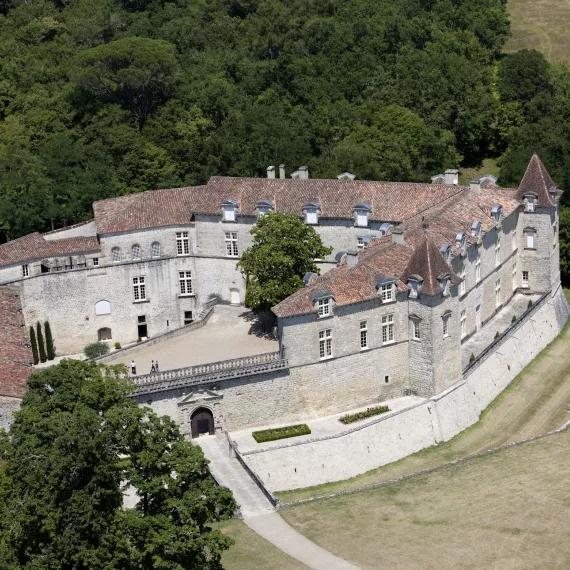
[240,285,569,492]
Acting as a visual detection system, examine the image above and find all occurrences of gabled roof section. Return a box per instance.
[402,234,461,296]
[516,154,557,206]
[0,286,32,398]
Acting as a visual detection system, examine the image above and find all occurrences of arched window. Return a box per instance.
[95,300,111,315]
[98,327,112,341]
[151,242,161,257]
[132,244,141,260]
[111,247,121,263]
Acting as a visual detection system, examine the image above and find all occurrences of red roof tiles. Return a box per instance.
[0,286,31,398]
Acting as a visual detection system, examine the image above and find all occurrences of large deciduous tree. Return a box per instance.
[0,360,235,569]
[238,212,332,314]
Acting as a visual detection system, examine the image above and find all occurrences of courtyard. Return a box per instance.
[106,305,278,375]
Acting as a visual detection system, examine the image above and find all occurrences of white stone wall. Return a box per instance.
[43,221,97,240]
[239,285,568,491]
[0,396,21,431]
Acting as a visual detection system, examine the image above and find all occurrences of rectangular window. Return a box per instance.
[93,257,99,267]
[475,256,481,283]
[357,237,365,249]
[512,264,517,291]
[522,270,529,288]
[553,222,557,248]
[22,264,29,277]
[225,232,239,257]
[381,314,394,344]
[179,271,193,295]
[380,284,393,302]
[459,262,466,295]
[512,231,517,252]
[526,232,535,249]
[319,329,332,360]
[460,309,466,338]
[384,375,390,384]
[317,298,331,317]
[133,276,146,301]
[360,321,368,349]
[223,206,236,222]
[184,310,193,325]
[306,209,318,225]
[495,278,501,308]
[443,316,449,338]
[356,212,368,227]
[412,320,421,340]
[527,198,535,212]
[176,232,190,256]
[495,240,501,266]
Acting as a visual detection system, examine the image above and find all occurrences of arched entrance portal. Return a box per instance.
[190,407,215,438]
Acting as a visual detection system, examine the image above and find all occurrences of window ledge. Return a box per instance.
[524,247,537,251]
[360,347,370,352]
[382,340,396,346]
[176,254,191,257]
[225,255,240,259]
[317,314,333,320]
[178,294,195,298]
[319,356,333,361]
[133,299,150,304]
[380,299,396,305]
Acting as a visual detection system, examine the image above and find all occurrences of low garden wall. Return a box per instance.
[240,285,569,492]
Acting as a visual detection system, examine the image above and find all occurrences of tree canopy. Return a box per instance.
[238,211,332,313]
[0,360,235,569]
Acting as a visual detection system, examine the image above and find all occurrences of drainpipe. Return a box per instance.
[407,296,411,395]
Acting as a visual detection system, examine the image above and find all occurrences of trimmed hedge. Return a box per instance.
[339,405,390,424]
[252,424,311,443]
[84,342,110,360]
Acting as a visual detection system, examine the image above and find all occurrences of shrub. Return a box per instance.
[512,315,517,323]
[114,342,121,350]
[252,424,311,443]
[44,321,55,360]
[495,331,500,339]
[36,321,47,363]
[469,353,475,363]
[528,299,533,308]
[84,342,109,360]
[137,337,142,343]
[29,326,39,365]
[339,405,390,424]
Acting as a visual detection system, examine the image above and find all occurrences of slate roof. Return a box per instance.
[516,154,557,206]
[0,234,100,267]
[0,286,32,398]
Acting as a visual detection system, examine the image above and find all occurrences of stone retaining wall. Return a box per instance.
[240,285,569,491]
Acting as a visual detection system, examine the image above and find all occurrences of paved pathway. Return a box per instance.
[195,435,360,570]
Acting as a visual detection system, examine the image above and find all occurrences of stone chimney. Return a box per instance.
[267,165,275,179]
[444,169,459,186]
[279,164,286,179]
[298,165,309,179]
[346,251,358,267]
[470,179,481,195]
[392,227,405,245]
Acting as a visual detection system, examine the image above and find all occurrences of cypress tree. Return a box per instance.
[29,326,39,365]
[44,321,55,361]
[36,321,47,363]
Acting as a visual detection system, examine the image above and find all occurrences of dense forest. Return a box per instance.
[0,0,569,241]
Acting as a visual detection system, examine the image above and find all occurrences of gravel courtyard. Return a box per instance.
[107,305,278,374]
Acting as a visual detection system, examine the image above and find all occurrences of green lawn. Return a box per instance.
[276,296,570,502]
[281,428,570,569]
[506,0,570,63]
[216,519,309,570]
[458,158,500,186]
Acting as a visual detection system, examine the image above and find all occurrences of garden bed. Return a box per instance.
[339,405,390,424]
[252,424,311,443]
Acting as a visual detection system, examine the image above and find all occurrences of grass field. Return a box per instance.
[276,296,570,502]
[217,519,309,570]
[281,428,570,569]
[506,0,570,63]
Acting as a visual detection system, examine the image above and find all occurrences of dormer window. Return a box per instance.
[221,200,238,222]
[524,194,537,213]
[491,204,502,223]
[317,298,331,317]
[379,223,392,236]
[313,290,334,317]
[408,276,422,299]
[456,232,466,252]
[471,221,481,239]
[353,204,372,227]
[440,244,451,262]
[303,202,321,225]
[439,275,450,297]
[256,200,273,216]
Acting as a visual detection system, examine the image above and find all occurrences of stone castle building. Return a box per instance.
[0,155,566,437]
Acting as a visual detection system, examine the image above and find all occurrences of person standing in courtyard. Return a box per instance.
[155,360,159,373]
[130,360,137,375]
[150,360,156,373]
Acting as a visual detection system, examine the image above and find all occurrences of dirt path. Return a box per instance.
[277,318,570,502]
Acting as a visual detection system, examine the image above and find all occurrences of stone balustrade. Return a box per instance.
[131,351,288,396]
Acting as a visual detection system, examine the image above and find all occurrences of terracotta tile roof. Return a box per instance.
[0,286,32,398]
[92,179,465,234]
[93,187,206,234]
[516,154,557,206]
[0,234,100,268]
